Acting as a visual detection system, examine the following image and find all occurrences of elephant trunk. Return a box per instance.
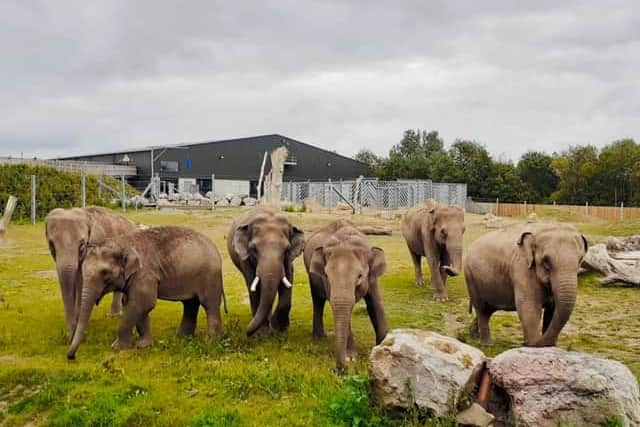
[67,284,99,360]
[536,271,577,346]
[331,295,355,373]
[246,260,285,336]
[56,258,80,337]
[442,242,463,277]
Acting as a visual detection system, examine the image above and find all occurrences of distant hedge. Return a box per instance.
[0,164,138,221]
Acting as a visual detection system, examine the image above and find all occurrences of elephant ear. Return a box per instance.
[309,247,326,279]
[289,226,305,260]
[517,232,535,268]
[369,247,387,278]
[116,247,140,284]
[233,223,251,260]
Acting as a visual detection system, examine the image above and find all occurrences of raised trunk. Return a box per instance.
[56,260,80,337]
[536,273,577,346]
[331,298,354,373]
[67,284,99,360]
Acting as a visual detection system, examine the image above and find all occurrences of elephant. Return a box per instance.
[67,226,226,360]
[227,207,304,336]
[400,199,465,301]
[464,223,587,346]
[45,206,139,337]
[304,221,387,373]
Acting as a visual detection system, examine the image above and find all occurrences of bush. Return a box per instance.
[326,376,383,427]
[0,164,138,221]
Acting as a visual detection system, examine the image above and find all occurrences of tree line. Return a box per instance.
[355,130,640,206]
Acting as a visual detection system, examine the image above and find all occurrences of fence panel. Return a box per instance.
[488,201,640,222]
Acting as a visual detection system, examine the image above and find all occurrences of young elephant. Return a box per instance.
[401,199,465,301]
[304,221,387,373]
[67,226,226,360]
[227,207,304,336]
[45,207,139,337]
[464,223,587,346]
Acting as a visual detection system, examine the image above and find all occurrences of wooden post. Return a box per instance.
[495,197,499,216]
[81,173,86,208]
[621,202,624,220]
[121,175,126,212]
[257,151,268,202]
[524,200,527,215]
[31,175,36,225]
[585,201,589,216]
[211,174,215,211]
[0,196,17,238]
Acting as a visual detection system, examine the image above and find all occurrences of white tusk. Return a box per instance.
[250,276,260,292]
[282,277,293,288]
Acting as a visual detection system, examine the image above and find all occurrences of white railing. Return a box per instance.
[0,157,137,176]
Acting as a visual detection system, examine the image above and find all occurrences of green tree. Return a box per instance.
[354,149,384,177]
[516,151,558,202]
[591,139,640,205]
[487,161,532,202]
[550,145,599,204]
[448,140,492,197]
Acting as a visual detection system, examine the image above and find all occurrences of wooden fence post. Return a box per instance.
[621,202,624,220]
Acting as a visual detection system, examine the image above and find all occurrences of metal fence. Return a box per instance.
[280,178,467,210]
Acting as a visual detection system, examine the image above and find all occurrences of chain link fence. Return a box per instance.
[279,178,466,211]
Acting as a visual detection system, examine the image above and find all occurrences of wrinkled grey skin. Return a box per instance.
[45,207,138,338]
[400,200,465,301]
[227,207,304,336]
[304,221,387,373]
[464,223,588,346]
[67,226,225,360]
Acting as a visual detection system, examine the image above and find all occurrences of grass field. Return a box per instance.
[0,209,639,426]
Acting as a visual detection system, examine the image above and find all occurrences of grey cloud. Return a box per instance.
[0,1,638,160]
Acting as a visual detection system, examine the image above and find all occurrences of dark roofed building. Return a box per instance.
[59,134,368,197]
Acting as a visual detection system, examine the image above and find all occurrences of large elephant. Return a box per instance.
[304,221,387,373]
[45,206,139,337]
[400,200,465,301]
[464,223,587,346]
[67,226,226,360]
[227,207,304,336]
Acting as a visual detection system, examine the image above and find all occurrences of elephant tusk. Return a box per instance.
[282,277,293,288]
[250,276,260,292]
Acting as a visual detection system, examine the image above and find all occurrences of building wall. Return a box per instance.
[61,135,368,184]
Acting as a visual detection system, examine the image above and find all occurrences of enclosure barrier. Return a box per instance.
[472,200,636,222]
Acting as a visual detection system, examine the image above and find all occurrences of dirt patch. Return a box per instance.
[0,355,20,363]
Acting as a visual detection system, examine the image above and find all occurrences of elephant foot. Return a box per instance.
[433,292,449,302]
[345,351,356,363]
[479,338,494,347]
[312,331,326,340]
[332,366,346,376]
[470,319,480,338]
[107,311,123,318]
[176,328,196,337]
[111,338,133,350]
[415,278,424,287]
[270,318,290,333]
[136,337,154,348]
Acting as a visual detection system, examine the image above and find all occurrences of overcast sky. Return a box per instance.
[1,1,638,161]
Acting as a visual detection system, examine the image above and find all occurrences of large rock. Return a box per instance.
[370,329,486,417]
[243,197,257,206]
[229,196,243,207]
[489,347,640,427]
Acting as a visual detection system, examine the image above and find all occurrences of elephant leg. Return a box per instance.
[516,299,543,346]
[410,251,424,286]
[109,291,124,317]
[364,283,388,344]
[177,297,199,337]
[310,279,327,339]
[271,289,291,332]
[477,307,494,345]
[112,307,139,350]
[470,316,480,338]
[203,302,222,338]
[425,253,447,301]
[542,302,555,335]
[135,314,153,348]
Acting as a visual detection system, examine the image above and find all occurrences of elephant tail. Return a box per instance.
[222,286,228,314]
[468,299,472,314]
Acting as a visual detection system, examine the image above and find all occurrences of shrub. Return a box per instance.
[0,164,138,221]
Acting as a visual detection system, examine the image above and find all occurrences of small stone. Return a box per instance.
[456,403,495,427]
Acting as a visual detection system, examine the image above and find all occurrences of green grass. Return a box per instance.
[0,209,638,426]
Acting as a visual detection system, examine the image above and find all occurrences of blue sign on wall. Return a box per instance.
[185,159,192,169]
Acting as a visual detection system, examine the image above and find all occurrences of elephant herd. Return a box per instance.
[44,201,587,372]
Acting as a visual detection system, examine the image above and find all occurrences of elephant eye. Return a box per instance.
[542,256,552,270]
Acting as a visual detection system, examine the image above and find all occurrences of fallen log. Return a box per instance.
[582,242,640,286]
